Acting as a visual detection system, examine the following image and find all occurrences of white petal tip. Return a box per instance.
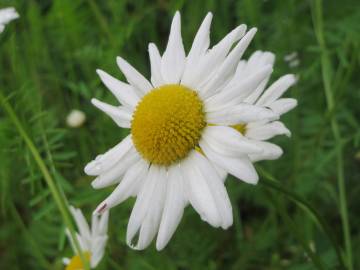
[84,161,99,175]
[91,177,102,189]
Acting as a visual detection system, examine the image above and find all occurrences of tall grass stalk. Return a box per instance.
[311,1,353,269]
[0,92,91,270]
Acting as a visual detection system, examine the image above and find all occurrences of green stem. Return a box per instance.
[0,92,90,270]
[311,1,353,269]
[267,193,325,270]
[259,171,346,269]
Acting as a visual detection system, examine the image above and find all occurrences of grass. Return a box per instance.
[0,0,359,269]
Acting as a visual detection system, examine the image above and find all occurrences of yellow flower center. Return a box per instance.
[65,252,91,270]
[232,123,247,135]
[131,84,206,166]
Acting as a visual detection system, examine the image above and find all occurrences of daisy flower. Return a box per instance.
[0,7,19,33]
[63,206,109,270]
[85,11,296,250]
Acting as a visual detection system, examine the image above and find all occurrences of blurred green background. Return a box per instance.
[0,0,359,269]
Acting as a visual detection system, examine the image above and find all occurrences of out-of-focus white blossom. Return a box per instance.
[67,110,86,128]
[0,7,19,33]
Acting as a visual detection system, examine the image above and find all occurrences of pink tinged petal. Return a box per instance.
[202,126,262,157]
[201,28,257,99]
[256,74,296,106]
[181,12,213,83]
[91,148,140,189]
[182,24,246,89]
[156,165,186,250]
[148,43,164,87]
[268,98,298,115]
[96,69,140,108]
[246,121,291,140]
[192,151,233,229]
[181,151,222,227]
[91,98,132,128]
[84,135,132,176]
[94,159,148,213]
[249,141,283,162]
[116,56,153,96]
[205,65,273,111]
[126,166,165,249]
[199,139,259,184]
[206,103,278,126]
[161,11,186,84]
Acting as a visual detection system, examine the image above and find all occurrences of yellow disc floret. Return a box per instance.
[65,252,91,270]
[232,123,247,135]
[131,84,205,166]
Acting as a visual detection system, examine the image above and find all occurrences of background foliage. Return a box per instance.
[0,0,359,269]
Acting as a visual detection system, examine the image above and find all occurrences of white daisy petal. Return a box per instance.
[70,207,92,243]
[205,65,273,111]
[126,166,164,248]
[213,163,228,182]
[246,121,291,140]
[206,103,277,125]
[249,141,283,162]
[183,24,246,89]
[96,69,140,108]
[156,165,186,250]
[148,43,164,87]
[181,12,213,82]
[181,151,222,227]
[256,74,296,106]
[161,11,186,84]
[116,56,153,95]
[200,139,259,184]
[91,98,132,128]
[201,28,257,98]
[94,159,148,213]
[202,126,262,156]
[268,98,298,115]
[91,148,140,189]
[84,135,133,176]
[135,173,167,250]
[192,151,233,229]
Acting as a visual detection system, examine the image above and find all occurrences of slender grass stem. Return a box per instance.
[267,192,325,270]
[0,92,91,270]
[259,171,346,269]
[311,1,353,269]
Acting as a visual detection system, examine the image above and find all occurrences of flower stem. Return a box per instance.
[310,1,353,269]
[259,171,346,269]
[0,92,91,270]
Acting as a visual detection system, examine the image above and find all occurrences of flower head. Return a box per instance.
[63,206,109,269]
[67,109,86,128]
[85,11,296,250]
[0,7,19,33]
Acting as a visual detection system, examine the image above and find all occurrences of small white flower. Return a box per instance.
[63,206,109,269]
[0,7,19,33]
[66,109,86,128]
[85,11,297,250]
